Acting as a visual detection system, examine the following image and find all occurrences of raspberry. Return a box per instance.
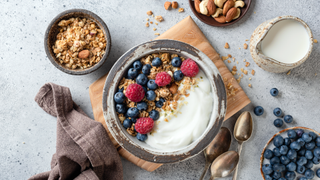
[125,83,145,102]
[155,72,171,86]
[135,117,154,134]
[181,58,199,77]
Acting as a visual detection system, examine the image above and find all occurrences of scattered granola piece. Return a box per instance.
[251,70,255,75]
[155,16,164,22]
[146,18,149,21]
[222,56,229,61]
[164,118,169,122]
[249,77,252,80]
[227,60,231,63]
[153,28,157,31]
[314,39,318,43]
[287,70,291,75]
[245,39,249,41]
[232,57,235,62]
[147,11,153,16]
[152,14,154,17]
[240,68,244,73]
[244,70,248,75]
[224,42,230,49]
[178,8,184,12]
[155,22,158,25]
[248,84,252,88]
[145,22,149,27]
[228,54,232,58]
[150,21,153,24]
[243,59,246,62]
[155,33,160,36]
[243,43,248,49]
[245,62,250,67]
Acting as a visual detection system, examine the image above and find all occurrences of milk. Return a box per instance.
[261,20,310,64]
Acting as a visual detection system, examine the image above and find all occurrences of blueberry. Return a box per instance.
[280,155,290,165]
[133,60,142,70]
[114,92,126,103]
[116,104,126,114]
[309,132,317,140]
[297,138,306,147]
[316,137,320,147]
[305,160,313,169]
[126,107,139,118]
[297,165,306,174]
[149,110,159,120]
[287,129,297,139]
[316,168,320,178]
[264,175,272,180]
[284,138,291,146]
[272,171,281,179]
[285,171,296,180]
[127,68,138,79]
[152,57,162,67]
[313,157,320,164]
[298,177,307,180]
[159,97,166,103]
[286,162,297,171]
[270,156,280,165]
[270,88,279,96]
[314,147,320,158]
[146,90,156,101]
[136,133,148,141]
[262,164,273,175]
[296,129,304,138]
[302,133,312,143]
[273,107,282,117]
[274,119,283,128]
[280,145,289,155]
[298,148,306,156]
[305,169,315,179]
[118,87,124,92]
[253,106,264,116]
[264,149,274,159]
[137,102,148,111]
[147,79,158,90]
[278,178,286,180]
[273,164,286,172]
[171,57,182,67]
[273,147,281,157]
[136,74,148,86]
[123,118,132,128]
[142,86,147,93]
[284,115,293,123]
[155,100,163,108]
[287,149,297,160]
[305,142,315,150]
[173,70,184,81]
[142,64,151,75]
[130,118,137,123]
[273,135,284,147]
[297,156,308,166]
[290,141,301,151]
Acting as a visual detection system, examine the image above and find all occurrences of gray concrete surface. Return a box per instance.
[1,0,320,179]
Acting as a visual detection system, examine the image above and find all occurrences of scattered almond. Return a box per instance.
[155,33,160,36]
[244,70,248,75]
[164,1,172,10]
[224,42,230,49]
[243,43,248,49]
[155,22,158,25]
[228,54,232,58]
[150,21,153,24]
[178,8,184,12]
[223,0,235,16]
[245,62,250,67]
[78,50,90,59]
[172,1,178,9]
[155,16,164,22]
[147,11,153,16]
[207,0,217,15]
[145,22,149,27]
[227,60,231,63]
[251,70,255,75]
[248,84,252,88]
[194,0,201,13]
[153,28,157,31]
[214,16,227,24]
[314,39,318,43]
[226,7,237,22]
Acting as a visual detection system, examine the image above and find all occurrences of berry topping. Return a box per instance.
[133,60,143,70]
[173,70,184,81]
[180,58,199,77]
[135,117,154,134]
[146,90,156,101]
[136,133,148,141]
[127,68,138,79]
[136,74,148,86]
[152,57,162,67]
[147,79,158,90]
[125,84,145,102]
[171,57,182,67]
[114,92,126,103]
[149,110,160,120]
[142,64,152,75]
[123,118,132,128]
[155,72,171,86]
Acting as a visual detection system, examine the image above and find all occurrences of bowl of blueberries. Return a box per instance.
[260,126,320,180]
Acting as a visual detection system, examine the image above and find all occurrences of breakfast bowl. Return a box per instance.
[260,127,320,180]
[44,9,111,75]
[102,40,227,163]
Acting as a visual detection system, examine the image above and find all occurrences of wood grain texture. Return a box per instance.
[88,16,250,172]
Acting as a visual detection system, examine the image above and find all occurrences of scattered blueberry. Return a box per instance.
[273,147,281,157]
[137,102,148,111]
[290,141,301,151]
[297,138,306,147]
[274,119,283,128]
[305,142,315,150]
[136,74,148,86]
[116,104,126,114]
[297,156,307,166]
[270,156,280,165]
[314,147,320,158]
[274,135,284,147]
[173,70,184,81]
[270,88,279,96]
[147,79,158,90]
[286,162,297,171]
[155,100,164,108]
[316,168,320,178]
[305,169,315,179]
[127,68,138,79]
[285,171,296,180]
[302,133,312,143]
[253,106,264,116]
[133,60,142,70]
[280,145,289,155]
[284,137,291,146]
[264,149,274,159]
[284,115,293,123]
[149,110,159,120]
[287,149,297,160]
[114,92,126,103]
[146,90,156,101]
[273,107,282,117]
[305,160,313,169]
[123,118,132,128]
[296,129,304,138]
[152,57,162,67]
[142,64,151,75]
[171,57,182,67]
[126,107,139,118]
[136,133,148,141]
[280,155,290,165]
[296,165,306,174]
[287,129,297,139]
[262,164,273,175]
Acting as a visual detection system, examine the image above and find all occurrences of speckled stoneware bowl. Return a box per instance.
[44,9,111,75]
[260,127,320,180]
[250,16,313,73]
[102,40,227,163]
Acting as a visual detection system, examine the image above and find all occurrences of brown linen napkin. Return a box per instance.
[29,83,123,180]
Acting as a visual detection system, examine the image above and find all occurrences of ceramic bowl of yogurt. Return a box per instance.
[102,40,227,163]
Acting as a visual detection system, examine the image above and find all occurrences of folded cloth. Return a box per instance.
[29,83,123,180]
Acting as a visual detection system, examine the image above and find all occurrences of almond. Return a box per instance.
[223,0,235,16]
[194,0,201,13]
[78,50,90,59]
[169,83,178,94]
[225,7,237,22]
[172,1,178,9]
[164,1,172,10]
[214,16,227,24]
[207,0,216,16]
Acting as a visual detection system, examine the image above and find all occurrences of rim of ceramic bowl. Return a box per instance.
[255,15,313,68]
[259,126,320,180]
[44,9,111,75]
[102,39,227,163]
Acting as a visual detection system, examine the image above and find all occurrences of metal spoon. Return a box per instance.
[209,151,240,180]
[232,111,253,180]
[199,127,232,180]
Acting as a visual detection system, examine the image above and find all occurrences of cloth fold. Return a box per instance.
[29,83,123,180]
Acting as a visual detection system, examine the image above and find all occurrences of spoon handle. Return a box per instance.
[232,142,243,180]
[199,161,211,180]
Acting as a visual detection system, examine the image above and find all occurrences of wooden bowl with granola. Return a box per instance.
[102,40,227,163]
[44,9,111,75]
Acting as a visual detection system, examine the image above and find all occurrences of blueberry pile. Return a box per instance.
[262,129,320,180]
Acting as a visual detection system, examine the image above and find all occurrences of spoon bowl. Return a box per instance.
[210,151,240,180]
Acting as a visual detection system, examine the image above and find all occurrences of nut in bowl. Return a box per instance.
[44,9,111,75]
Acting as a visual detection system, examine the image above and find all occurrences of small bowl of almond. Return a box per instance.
[189,0,251,27]
[45,9,111,75]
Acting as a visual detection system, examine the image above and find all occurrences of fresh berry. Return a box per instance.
[147,79,158,90]
[305,150,313,160]
[262,164,273,175]
[171,57,182,67]
[279,145,289,155]
[114,92,126,103]
[136,74,148,86]
[155,72,171,86]
[146,90,156,101]
[298,177,307,180]
[305,160,313,169]
[123,118,132,128]
[126,107,139,118]
[253,106,264,116]
[135,117,154,134]
[274,119,283,128]
[305,142,315,150]
[314,147,320,158]
[313,156,320,164]
[181,58,199,77]
[287,129,297,139]
[287,149,297,160]
[159,97,166,103]
[316,168,320,178]
[284,137,291,146]
[136,133,148,141]
[290,141,301,151]
[270,88,279,96]
[273,147,281,157]
[142,86,147,93]
[142,64,151,75]
[273,107,282,117]
[298,148,306,156]
[127,68,138,79]
[133,60,142,70]
[264,175,272,180]
[296,129,304,138]
[137,102,148,111]
[273,163,285,172]
[264,149,274,159]
[280,155,290,165]
[286,162,297,171]
[116,104,126,114]
[297,156,308,166]
[270,156,280,165]
[284,115,293,123]
[305,169,315,179]
[297,138,306,147]
[152,57,162,67]
[285,171,296,180]
[155,100,164,108]
[149,110,160,120]
[173,70,184,81]
[296,165,306,174]
[272,172,281,179]
[316,137,320,146]
[309,132,317,140]
[302,133,312,143]
[125,84,145,102]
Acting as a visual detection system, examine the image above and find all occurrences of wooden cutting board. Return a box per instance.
[89,16,251,172]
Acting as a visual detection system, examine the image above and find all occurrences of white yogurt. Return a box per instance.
[145,70,213,151]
